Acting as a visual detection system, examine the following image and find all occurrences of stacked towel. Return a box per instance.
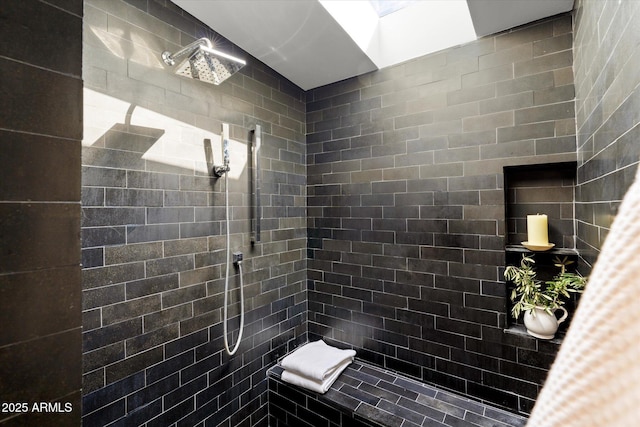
[280,340,356,394]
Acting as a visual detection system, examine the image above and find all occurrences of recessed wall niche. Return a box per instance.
[505,162,577,249]
[504,162,580,334]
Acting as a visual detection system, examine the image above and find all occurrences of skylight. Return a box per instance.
[369,0,415,17]
[320,0,477,70]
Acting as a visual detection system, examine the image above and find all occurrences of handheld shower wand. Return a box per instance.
[213,133,230,178]
[216,123,245,356]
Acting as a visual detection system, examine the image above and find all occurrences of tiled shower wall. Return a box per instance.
[573,0,640,266]
[307,15,577,415]
[0,1,83,425]
[81,0,306,425]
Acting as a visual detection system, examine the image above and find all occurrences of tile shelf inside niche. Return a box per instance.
[503,323,565,343]
[505,245,578,256]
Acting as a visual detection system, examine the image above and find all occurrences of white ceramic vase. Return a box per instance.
[523,306,568,339]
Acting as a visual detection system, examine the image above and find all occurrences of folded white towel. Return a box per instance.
[281,358,352,394]
[280,340,356,381]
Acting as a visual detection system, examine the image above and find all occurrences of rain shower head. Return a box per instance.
[162,38,246,85]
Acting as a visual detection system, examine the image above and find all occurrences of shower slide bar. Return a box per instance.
[251,125,261,243]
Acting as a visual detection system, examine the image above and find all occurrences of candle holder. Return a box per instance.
[521,241,555,251]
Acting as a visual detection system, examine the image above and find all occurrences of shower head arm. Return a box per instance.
[162,37,213,66]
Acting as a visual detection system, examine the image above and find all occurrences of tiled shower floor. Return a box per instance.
[269,360,528,427]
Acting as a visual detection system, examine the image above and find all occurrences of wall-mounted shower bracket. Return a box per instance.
[251,125,262,243]
[161,51,176,66]
[213,164,230,178]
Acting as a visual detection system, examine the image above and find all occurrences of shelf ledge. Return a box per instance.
[505,245,578,256]
[504,324,564,344]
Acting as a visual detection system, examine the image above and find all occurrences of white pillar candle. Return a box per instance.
[527,214,549,245]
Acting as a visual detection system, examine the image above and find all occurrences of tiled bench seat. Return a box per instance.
[268,360,528,427]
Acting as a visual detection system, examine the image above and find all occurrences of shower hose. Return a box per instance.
[222,170,244,356]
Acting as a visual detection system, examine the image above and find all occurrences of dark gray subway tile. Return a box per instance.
[536,135,576,155]
[395,192,434,207]
[103,125,165,154]
[146,255,194,277]
[82,146,146,170]
[383,206,419,218]
[82,318,142,353]
[83,262,146,290]
[342,146,372,161]
[395,111,434,129]
[480,139,535,160]
[371,142,408,159]
[533,83,574,105]
[463,111,513,133]
[497,121,555,143]
[126,224,180,243]
[125,274,179,300]
[449,175,496,191]
[446,38,495,63]
[397,150,436,167]
[435,190,480,206]
[514,101,575,125]
[105,347,164,384]
[434,146,479,164]
[82,207,145,227]
[82,226,127,248]
[479,91,533,115]
[161,283,206,308]
[105,188,164,207]
[127,170,180,190]
[125,324,179,356]
[514,49,573,77]
[83,187,105,206]
[495,19,555,50]
[479,43,533,70]
[408,135,449,152]
[82,248,104,269]
[496,71,555,97]
[102,295,161,326]
[147,207,195,224]
[435,317,482,339]
[461,63,513,88]
[104,242,163,265]
[447,83,495,106]
[163,237,208,257]
[83,166,127,188]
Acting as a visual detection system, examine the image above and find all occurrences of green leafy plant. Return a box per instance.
[504,255,587,319]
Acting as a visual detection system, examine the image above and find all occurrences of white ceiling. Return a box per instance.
[172,0,574,91]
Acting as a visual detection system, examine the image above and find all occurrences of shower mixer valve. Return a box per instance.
[233,252,243,265]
